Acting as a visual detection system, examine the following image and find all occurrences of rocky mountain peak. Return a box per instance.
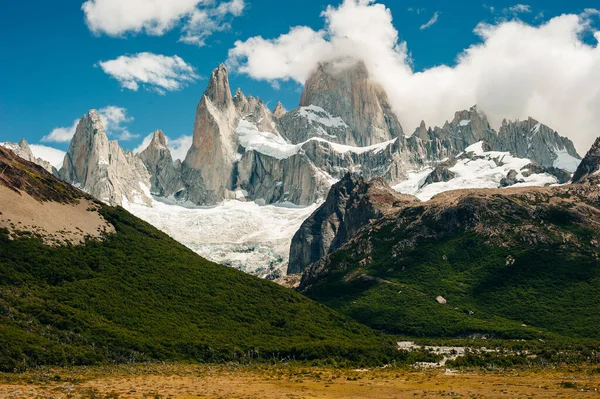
[273,101,286,118]
[59,110,151,206]
[138,130,183,197]
[149,129,168,149]
[413,120,429,140]
[205,63,234,111]
[298,60,404,146]
[233,87,247,110]
[572,136,600,183]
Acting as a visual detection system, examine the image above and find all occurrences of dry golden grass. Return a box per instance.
[1,363,599,398]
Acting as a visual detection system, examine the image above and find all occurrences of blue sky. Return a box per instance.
[1,0,599,158]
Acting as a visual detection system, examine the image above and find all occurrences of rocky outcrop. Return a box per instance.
[59,110,151,206]
[500,170,523,187]
[413,120,430,141]
[1,139,58,175]
[299,182,600,291]
[429,106,496,152]
[493,118,581,171]
[273,102,286,119]
[572,136,600,184]
[423,163,456,186]
[287,173,417,275]
[137,130,184,197]
[234,89,279,134]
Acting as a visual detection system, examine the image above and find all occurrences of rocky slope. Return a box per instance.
[0,146,114,245]
[287,173,417,274]
[59,110,152,206]
[298,167,600,338]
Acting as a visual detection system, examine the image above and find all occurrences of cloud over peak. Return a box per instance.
[227,0,600,153]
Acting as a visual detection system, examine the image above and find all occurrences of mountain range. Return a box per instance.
[2,57,600,370]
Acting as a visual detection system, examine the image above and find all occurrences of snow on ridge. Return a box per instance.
[236,119,396,159]
[553,148,580,172]
[297,105,349,128]
[459,119,471,127]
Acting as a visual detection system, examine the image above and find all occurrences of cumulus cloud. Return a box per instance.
[98,52,198,94]
[134,133,193,162]
[97,106,139,141]
[42,119,79,143]
[420,11,439,30]
[227,0,600,154]
[506,4,532,15]
[29,145,66,168]
[43,106,138,143]
[82,0,245,46]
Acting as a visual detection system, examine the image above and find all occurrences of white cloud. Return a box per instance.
[42,119,79,143]
[134,133,192,162]
[227,0,600,154]
[82,0,245,46]
[420,11,439,30]
[97,106,139,141]
[43,106,138,143]
[29,145,66,168]
[507,4,532,15]
[98,52,198,93]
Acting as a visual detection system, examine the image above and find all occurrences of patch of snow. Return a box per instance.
[553,148,580,172]
[531,122,541,134]
[237,119,298,160]
[464,141,485,155]
[297,105,348,128]
[236,119,396,159]
[459,119,471,127]
[394,143,558,201]
[124,198,320,279]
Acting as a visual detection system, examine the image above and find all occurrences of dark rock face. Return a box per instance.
[493,118,581,169]
[138,130,184,197]
[572,136,600,184]
[422,163,457,186]
[287,173,417,275]
[500,170,523,187]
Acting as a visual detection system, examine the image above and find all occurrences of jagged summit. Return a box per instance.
[412,120,430,140]
[572,136,600,183]
[59,110,151,206]
[1,137,57,175]
[273,101,286,118]
[138,130,183,197]
[205,63,233,110]
[149,129,168,148]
